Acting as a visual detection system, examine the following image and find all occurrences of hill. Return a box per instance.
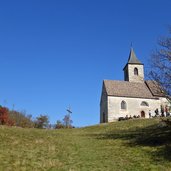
[0,118,171,171]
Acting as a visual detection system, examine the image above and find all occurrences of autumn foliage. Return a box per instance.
[9,110,34,128]
[0,107,14,126]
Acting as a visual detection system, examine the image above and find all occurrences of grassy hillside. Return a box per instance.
[0,118,171,171]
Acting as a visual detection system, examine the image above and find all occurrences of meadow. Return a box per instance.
[0,118,171,171]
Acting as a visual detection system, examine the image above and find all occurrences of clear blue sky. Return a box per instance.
[0,0,171,127]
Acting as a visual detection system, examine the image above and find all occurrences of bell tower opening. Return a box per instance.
[134,67,138,75]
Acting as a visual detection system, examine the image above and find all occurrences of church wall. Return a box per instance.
[100,85,108,123]
[159,97,171,108]
[128,64,144,82]
[107,96,169,122]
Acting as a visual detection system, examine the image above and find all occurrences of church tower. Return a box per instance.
[123,48,144,82]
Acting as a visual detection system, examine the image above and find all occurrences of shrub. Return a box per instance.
[9,110,34,128]
[55,120,65,129]
[0,107,14,126]
[34,115,49,129]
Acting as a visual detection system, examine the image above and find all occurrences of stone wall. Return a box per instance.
[107,96,169,122]
[127,64,144,82]
[100,84,108,123]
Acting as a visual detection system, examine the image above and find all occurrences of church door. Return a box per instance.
[141,111,145,118]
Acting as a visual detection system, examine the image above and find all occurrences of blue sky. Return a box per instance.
[0,0,171,127]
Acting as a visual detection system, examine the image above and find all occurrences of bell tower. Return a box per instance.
[123,48,144,82]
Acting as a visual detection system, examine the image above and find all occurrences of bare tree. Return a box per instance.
[63,114,73,128]
[9,110,34,128]
[149,27,171,99]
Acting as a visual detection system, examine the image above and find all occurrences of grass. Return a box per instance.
[0,118,171,171]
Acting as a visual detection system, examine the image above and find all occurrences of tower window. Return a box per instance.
[121,101,127,110]
[134,67,138,75]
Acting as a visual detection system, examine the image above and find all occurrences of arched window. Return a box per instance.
[121,101,127,110]
[141,101,149,107]
[134,67,138,75]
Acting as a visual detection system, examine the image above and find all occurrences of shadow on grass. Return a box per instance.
[87,121,171,161]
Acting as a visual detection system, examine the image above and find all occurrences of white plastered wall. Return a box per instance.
[128,64,144,82]
[107,96,170,122]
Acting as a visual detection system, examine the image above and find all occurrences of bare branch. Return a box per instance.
[148,27,171,96]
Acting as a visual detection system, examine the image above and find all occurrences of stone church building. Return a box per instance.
[100,48,170,123]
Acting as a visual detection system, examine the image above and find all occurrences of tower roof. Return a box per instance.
[127,48,142,64]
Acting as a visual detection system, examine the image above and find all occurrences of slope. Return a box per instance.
[0,118,171,171]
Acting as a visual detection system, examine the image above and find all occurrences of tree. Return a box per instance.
[149,27,171,98]
[63,114,73,128]
[0,106,14,126]
[9,110,34,128]
[35,115,49,129]
[0,107,9,125]
[55,120,64,129]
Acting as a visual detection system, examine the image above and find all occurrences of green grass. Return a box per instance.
[0,118,171,171]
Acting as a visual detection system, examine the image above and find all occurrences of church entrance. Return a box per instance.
[141,111,145,118]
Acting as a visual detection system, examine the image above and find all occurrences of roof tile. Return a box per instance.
[104,80,155,99]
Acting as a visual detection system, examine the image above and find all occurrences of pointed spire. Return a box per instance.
[128,48,142,64]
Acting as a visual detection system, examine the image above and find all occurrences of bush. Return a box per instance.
[55,120,65,129]
[9,110,34,128]
[34,115,49,129]
[0,107,14,126]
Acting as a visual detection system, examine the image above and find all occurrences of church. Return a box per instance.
[100,48,170,123]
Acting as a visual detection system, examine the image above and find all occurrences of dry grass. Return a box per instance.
[0,118,171,171]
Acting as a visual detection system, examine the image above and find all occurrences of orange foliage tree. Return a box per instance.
[0,106,14,126]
